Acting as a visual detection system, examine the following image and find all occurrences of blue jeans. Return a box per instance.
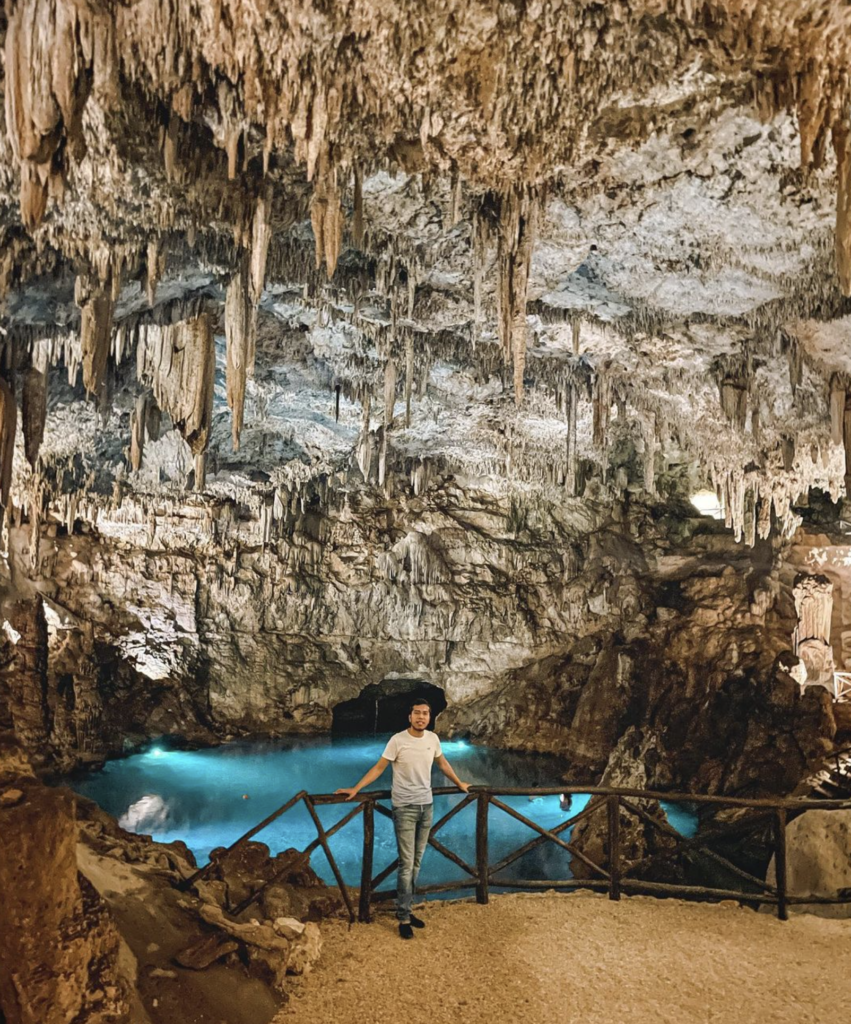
[392,803,433,922]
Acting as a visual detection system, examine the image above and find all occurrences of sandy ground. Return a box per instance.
[274,892,851,1024]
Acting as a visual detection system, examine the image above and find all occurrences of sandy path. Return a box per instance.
[275,892,851,1024]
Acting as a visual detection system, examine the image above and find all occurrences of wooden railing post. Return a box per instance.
[607,794,621,902]
[303,795,356,923]
[774,808,788,921]
[358,798,375,923]
[476,792,490,905]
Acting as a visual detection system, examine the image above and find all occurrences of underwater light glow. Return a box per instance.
[68,736,697,891]
[438,739,470,753]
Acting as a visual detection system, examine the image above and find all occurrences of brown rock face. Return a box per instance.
[0,746,127,1024]
[0,600,49,755]
[569,727,680,882]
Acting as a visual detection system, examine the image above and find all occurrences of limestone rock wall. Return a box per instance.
[0,483,837,794]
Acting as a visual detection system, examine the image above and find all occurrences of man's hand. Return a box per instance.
[335,788,359,801]
[458,782,471,793]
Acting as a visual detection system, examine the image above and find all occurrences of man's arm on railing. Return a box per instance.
[435,755,470,793]
[335,757,391,800]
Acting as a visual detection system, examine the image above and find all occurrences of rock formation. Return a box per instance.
[2,7,851,1020]
[0,739,129,1024]
[0,0,847,845]
[766,807,851,918]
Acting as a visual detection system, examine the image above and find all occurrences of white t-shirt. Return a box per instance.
[381,729,443,806]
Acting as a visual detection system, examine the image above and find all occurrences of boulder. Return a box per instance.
[198,904,290,954]
[286,922,322,977]
[175,934,239,970]
[766,808,851,918]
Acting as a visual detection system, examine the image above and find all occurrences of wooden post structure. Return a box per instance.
[774,808,788,921]
[476,793,490,904]
[607,794,621,902]
[359,798,375,923]
[303,796,356,923]
[180,789,307,891]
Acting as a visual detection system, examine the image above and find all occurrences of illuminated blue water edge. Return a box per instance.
[68,736,697,891]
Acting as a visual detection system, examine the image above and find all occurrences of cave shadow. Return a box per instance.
[332,679,447,736]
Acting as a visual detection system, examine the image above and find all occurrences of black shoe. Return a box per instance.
[409,914,425,929]
[399,923,414,939]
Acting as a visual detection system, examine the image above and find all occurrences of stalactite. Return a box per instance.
[130,394,147,472]
[162,111,180,182]
[384,359,397,428]
[565,380,577,497]
[138,314,214,455]
[449,175,463,227]
[356,393,372,481]
[4,0,91,229]
[75,272,114,396]
[405,333,414,427]
[310,159,342,278]
[592,371,611,449]
[743,487,756,547]
[472,207,490,345]
[352,167,364,249]
[497,187,537,405]
[146,399,162,442]
[194,452,207,492]
[719,378,748,430]
[225,255,255,450]
[797,66,830,169]
[833,120,851,297]
[750,403,761,443]
[378,425,388,488]
[249,185,273,304]
[0,376,15,511]
[844,398,851,491]
[144,238,166,306]
[830,385,845,445]
[21,364,46,470]
[757,494,772,540]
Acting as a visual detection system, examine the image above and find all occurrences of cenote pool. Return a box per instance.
[69,736,697,892]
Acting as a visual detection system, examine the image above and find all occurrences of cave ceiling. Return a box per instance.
[1,2,851,554]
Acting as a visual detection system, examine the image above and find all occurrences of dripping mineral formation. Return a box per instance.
[2,4,851,1022]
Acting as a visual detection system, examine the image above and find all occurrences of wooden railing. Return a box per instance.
[181,785,851,923]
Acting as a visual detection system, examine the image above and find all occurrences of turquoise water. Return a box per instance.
[69,736,696,891]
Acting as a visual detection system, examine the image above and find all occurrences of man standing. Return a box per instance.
[336,698,471,939]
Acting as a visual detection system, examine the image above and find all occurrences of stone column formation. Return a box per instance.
[793,572,837,691]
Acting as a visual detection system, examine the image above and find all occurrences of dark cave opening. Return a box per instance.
[331,679,447,736]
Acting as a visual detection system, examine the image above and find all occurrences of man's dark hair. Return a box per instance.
[408,698,432,713]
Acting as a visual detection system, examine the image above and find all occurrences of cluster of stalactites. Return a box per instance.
[136,315,215,488]
[473,187,539,407]
[4,0,119,228]
[5,0,851,301]
[74,268,117,397]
